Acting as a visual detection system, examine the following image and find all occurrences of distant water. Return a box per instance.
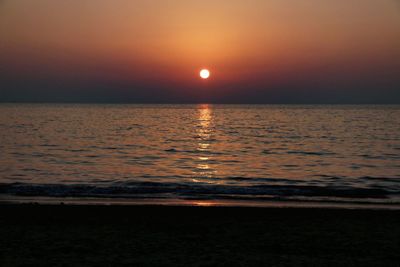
[1,104,399,208]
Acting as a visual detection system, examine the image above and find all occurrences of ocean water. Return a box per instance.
[0,104,399,207]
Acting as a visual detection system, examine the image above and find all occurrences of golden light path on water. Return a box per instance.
[193,104,218,184]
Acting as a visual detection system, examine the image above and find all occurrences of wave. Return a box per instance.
[1,180,398,203]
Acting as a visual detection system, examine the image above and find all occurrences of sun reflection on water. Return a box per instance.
[193,104,218,182]
[193,201,216,207]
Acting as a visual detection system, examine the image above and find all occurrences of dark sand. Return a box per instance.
[1,205,399,267]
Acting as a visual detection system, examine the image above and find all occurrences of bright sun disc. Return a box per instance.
[200,69,210,79]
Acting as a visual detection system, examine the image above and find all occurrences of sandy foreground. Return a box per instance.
[0,204,399,267]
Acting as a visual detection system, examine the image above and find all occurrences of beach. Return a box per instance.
[1,204,399,267]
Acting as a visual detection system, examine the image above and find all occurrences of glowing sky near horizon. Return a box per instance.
[0,0,399,103]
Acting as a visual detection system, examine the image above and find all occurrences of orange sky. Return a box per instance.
[1,0,399,103]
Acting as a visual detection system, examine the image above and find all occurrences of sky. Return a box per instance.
[1,0,399,103]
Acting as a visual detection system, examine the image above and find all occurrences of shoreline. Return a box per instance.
[1,195,400,210]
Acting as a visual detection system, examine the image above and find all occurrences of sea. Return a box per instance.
[1,104,399,208]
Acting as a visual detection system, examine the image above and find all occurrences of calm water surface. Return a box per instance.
[0,104,399,207]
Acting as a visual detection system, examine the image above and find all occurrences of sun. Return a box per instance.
[200,69,210,79]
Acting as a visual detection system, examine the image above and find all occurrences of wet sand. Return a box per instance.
[1,204,399,267]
